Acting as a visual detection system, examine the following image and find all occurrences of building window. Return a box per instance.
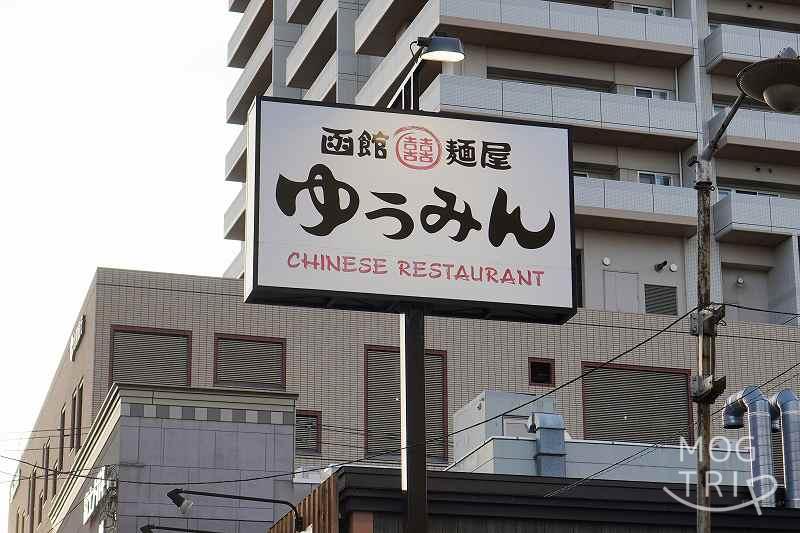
[529,358,556,386]
[42,444,49,500]
[644,284,678,315]
[632,4,668,15]
[575,250,584,307]
[638,171,672,186]
[110,326,191,387]
[75,384,83,450]
[583,363,691,444]
[296,411,322,454]
[635,87,669,100]
[29,470,36,533]
[37,492,43,525]
[69,395,76,450]
[365,347,447,459]
[20,513,24,533]
[51,462,58,497]
[58,409,65,467]
[214,335,285,389]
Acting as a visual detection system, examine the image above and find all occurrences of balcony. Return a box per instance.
[224,185,246,241]
[224,243,246,279]
[228,0,274,67]
[355,0,693,106]
[286,0,336,89]
[230,0,249,13]
[356,0,427,56]
[288,0,324,24]
[420,75,698,150]
[227,23,274,124]
[575,177,696,236]
[304,54,338,102]
[225,127,247,183]
[708,108,800,165]
[713,194,800,245]
[705,24,800,75]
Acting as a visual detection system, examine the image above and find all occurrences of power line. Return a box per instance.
[544,353,800,498]
[1,307,698,488]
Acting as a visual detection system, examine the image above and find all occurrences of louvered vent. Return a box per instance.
[644,284,678,315]
[215,337,284,389]
[111,330,189,386]
[583,365,690,445]
[366,349,401,457]
[296,412,321,453]
[772,430,784,484]
[365,348,447,459]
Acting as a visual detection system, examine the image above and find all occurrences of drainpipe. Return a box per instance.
[722,386,776,507]
[770,389,800,509]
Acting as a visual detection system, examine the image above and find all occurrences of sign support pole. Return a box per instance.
[400,305,428,533]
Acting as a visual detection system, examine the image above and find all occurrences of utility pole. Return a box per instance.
[689,157,725,533]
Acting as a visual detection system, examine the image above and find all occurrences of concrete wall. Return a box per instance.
[581,229,688,314]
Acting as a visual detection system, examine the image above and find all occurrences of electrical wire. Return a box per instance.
[2,306,698,488]
[543,351,800,498]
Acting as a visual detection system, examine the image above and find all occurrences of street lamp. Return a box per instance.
[391,34,465,110]
[415,36,465,63]
[689,46,800,533]
[140,526,220,533]
[166,488,304,533]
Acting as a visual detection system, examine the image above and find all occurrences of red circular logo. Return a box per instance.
[394,126,442,170]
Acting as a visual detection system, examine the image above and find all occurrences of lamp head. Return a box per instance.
[416,35,464,63]
[737,47,800,113]
[166,488,194,515]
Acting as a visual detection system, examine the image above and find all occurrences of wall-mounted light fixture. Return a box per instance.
[737,277,745,286]
[669,263,679,272]
[654,260,668,272]
[602,257,611,266]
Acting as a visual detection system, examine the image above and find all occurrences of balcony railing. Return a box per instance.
[421,75,697,141]
[713,194,800,237]
[708,107,800,164]
[228,0,273,68]
[575,176,696,218]
[227,22,275,124]
[710,108,800,144]
[705,24,800,74]
[224,185,246,241]
[356,0,693,106]
[285,0,337,88]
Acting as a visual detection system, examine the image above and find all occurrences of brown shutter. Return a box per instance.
[425,353,447,459]
[296,411,321,453]
[111,329,189,386]
[644,284,678,315]
[215,336,285,389]
[365,348,447,459]
[583,365,690,445]
[366,349,401,456]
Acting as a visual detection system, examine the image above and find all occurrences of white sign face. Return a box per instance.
[69,315,85,361]
[245,98,575,322]
[83,466,112,524]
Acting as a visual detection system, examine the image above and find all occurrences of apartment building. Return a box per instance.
[220,0,800,492]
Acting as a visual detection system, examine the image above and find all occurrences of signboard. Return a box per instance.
[69,315,85,361]
[245,98,575,323]
[83,466,113,524]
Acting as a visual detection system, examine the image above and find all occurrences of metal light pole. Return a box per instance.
[392,35,464,533]
[166,488,304,532]
[689,47,800,533]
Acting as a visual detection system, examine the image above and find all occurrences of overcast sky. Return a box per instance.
[0,1,240,525]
